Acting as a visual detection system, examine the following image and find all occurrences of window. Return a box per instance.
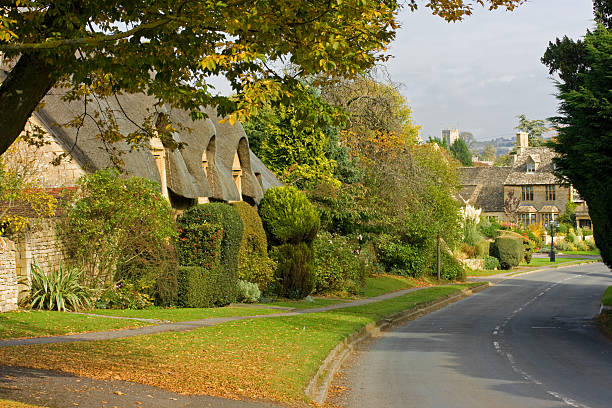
[519,213,537,226]
[542,213,559,227]
[545,184,556,201]
[521,185,534,201]
[527,162,536,173]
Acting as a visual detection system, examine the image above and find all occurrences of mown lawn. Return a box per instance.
[262,298,348,310]
[0,284,481,404]
[559,249,600,256]
[467,269,505,277]
[360,274,420,297]
[602,286,612,307]
[0,310,151,340]
[520,257,584,267]
[88,305,282,322]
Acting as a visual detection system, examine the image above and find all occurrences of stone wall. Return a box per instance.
[11,219,68,301]
[0,237,18,312]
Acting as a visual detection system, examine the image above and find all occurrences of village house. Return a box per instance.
[0,76,282,312]
[458,132,592,230]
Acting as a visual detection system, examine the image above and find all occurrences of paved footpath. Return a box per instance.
[0,286,426,348]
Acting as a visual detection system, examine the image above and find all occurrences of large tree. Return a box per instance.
[0,0,522,155]
[515,114,548,146]
[450,138,473,166]
[541,4,612,266]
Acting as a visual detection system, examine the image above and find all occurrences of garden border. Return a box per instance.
[304,282,490,404]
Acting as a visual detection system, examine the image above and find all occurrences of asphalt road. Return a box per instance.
[339,263,612,408]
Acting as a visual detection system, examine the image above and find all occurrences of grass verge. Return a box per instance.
[0,310,151,340]
[360,274,420,297]
[87,305,282,322]
[0,284,480,405]
[261,298,348,310]
[601,286,612,307]
[520,257,584,267]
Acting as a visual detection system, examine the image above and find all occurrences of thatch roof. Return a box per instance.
[27,86,281,204]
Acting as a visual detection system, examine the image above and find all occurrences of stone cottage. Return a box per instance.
[458,132,592,229]
[0,77,282,312]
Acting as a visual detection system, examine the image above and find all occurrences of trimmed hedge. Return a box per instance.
[441,251,466,281]
[230,201,276,291]
[259,186,320,245]
[270,242,315,299]
[492,235,524,270]
[375,235,427,277]
[177,203,243,305]
[175,223,230,306]
[177,266,217,308]
[484,255,500,270]
[475,240,490,259]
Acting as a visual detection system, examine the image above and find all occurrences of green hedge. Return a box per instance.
[230,202,276,291]
[259,186,320,245]
[441,251,466,281]
[492,235,524,270]
[375,235,427,277]
[177,203,243,305]
[475,240,490,259]
[175,223,231,306]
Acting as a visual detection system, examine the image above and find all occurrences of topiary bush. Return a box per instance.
[493,235,524,269]
[236,280,261,303]
[312,232,367,295]
[176,266,218,308]
[175,223,233,306]
[484,255,500,270]
[270,242,315,299]
[259,186,320,245]
[177,203,243,305]
[230,201,276,291]
[475,240,490,258]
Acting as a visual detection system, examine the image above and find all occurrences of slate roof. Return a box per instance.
[458,166,512,212]
[21,84,282,204]
[504,147,558,185]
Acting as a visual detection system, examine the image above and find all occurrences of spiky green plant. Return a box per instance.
[29,263,91,311]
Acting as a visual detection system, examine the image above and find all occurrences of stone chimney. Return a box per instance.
[516,131,529,153]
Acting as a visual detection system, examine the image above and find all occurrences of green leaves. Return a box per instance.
[29,263,91,311]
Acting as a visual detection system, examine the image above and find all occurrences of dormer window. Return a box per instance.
[526,161,536,173]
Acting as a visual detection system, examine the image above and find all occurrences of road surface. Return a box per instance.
[338,263,612,408]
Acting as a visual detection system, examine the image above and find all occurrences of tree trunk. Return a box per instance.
[0,53,64,155]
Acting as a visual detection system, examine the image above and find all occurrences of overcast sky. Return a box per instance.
[387,0,596,141]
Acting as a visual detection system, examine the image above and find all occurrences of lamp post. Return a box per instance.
[549,221,557,262]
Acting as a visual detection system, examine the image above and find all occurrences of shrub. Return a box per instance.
[29,264,91,311]
[475,240,490,258]
[493,235,524,269]
[565,231,577,245]
[484,255,500,270]
[523,240,536,264]
[478,217,501,239]
[270,242,315,299]
[62,169,176,288]
[585,238,597,250]
[175,223,235,306]
[441,252,466,281]
[575,240,589,251]
[312,232,368,295]
[236,280,261,303]
[459,242,476,258]
[259,186,320,245]
[375,235,427,277]
[178,202,244,277]
[96,282,153,309]
[115,241,178,306]
[230,202,276,290]
[556,240,577,252]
